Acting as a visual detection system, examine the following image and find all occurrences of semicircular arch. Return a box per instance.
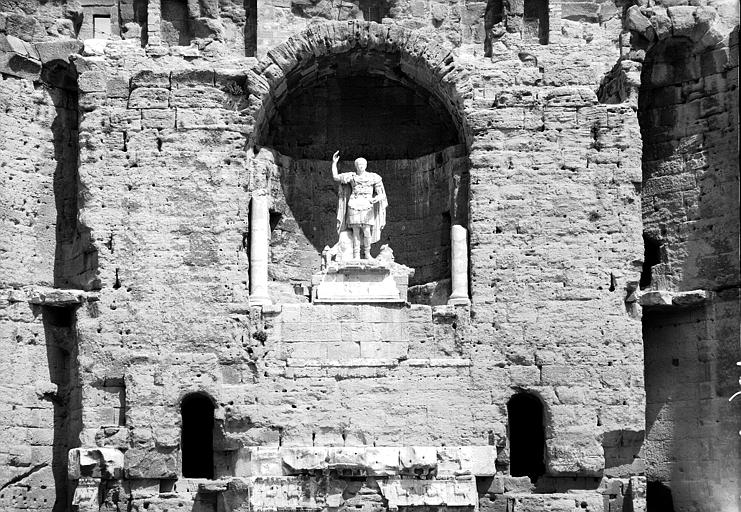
[247,21,474,150]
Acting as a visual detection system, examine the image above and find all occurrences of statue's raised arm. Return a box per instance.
[331,151,341,182]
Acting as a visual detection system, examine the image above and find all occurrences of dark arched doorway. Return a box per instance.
[507,393,546,481]
[181,393,215,478]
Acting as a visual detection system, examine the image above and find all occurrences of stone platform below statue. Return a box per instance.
[312,259,414,303]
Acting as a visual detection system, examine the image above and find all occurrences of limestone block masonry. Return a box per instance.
[0,0,739,511]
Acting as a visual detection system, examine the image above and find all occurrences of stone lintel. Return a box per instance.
[638,289,713,309]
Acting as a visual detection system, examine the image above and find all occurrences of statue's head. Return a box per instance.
[354,158,367,173]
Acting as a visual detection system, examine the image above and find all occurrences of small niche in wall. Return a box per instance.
[244,0,257,56]
[484,0,504,56]
[93,15,113,38]
[523,0,548,44]
[358,0,389,22]
[102,379,126,426]
[161,0,194,46]
[120,0,149,44]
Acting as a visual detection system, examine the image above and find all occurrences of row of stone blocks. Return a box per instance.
[68,447,645,511]
[68,445,498,480]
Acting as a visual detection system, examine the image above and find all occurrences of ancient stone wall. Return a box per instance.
[643,292,741,512]
[0,75,84,511]
[639,31,739,292]
[0,0,738,510]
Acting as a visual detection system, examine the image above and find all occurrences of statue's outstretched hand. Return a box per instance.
[332,151,340,163]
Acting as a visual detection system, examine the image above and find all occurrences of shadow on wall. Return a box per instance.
[41,305,82,512]
[638,30,740,293]
[43,61,99,291]
[643,303,741,512]
[637,27,740,511]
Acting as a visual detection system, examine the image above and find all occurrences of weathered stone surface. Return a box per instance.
[68,448,124,479]
[34,39,84,64]
[0,1,737,511]
[0,34,41,80]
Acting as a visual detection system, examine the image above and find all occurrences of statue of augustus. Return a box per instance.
[331,151,387,260]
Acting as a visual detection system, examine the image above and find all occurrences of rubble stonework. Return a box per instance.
[0,0,738,511]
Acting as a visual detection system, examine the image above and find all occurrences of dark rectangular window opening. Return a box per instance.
[523,0,549,44]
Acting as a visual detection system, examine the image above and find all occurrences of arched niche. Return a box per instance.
[507,392,546,481]
[181,392,215,478]
[249,22,472,305]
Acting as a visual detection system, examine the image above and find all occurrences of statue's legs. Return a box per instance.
[350,227,361,259]
[361,226,372,259]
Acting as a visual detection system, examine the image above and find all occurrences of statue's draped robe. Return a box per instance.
[336,172,387,244]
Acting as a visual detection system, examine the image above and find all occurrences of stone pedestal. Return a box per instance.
[249,193,272,306]
[312,260,414,303]
[448,225,471,306]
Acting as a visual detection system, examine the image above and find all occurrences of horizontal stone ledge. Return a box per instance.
[247,475,478,511]
[286,358,472,368]
[286,358,398,367]
[404,358,472,367]
[638,289,713,309]
[6,287,98,306]
[239,446,496,478]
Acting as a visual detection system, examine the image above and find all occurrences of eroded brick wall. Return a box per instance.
[0,0,738,509]
[0,76,83,511]
[639,34,740,292]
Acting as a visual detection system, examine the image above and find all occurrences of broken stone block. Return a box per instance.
[125,447,178,479]
[68,447,125,479]
[34,39,84,64]
[128,479,161,499]
[0,34,41,80]
[2,13,45,42]
[378,477,478,508]
[399,446,437,475]
[363,447,400,476]
[446,446,498,476]
[234,447,283,477]
[671,290,710,307]
[501,475,534,492]
[281,447,328,474]
[95,426,130,449]
[82,39,108,56]
[250,476,325,511]
[72,477,101,511]
[326,447,366,473]
[128,88,170,109]
[638,291,673,307]
[624,6,653,38]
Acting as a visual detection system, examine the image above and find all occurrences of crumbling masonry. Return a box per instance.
[0,0,738,510]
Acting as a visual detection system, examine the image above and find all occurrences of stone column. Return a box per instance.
[448,224,471,306]
[249,192,272,306]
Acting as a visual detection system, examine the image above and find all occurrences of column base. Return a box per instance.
[447,296,470,306]
[249,294,272,306]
